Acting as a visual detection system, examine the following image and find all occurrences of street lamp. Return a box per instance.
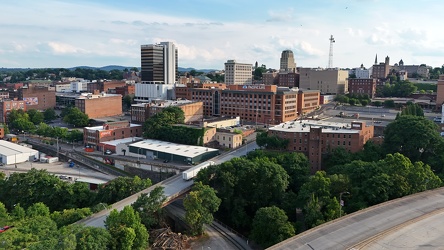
[339,191,350,217]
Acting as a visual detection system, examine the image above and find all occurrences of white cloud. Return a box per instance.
[47,42,88,55]
[1,0,444,68]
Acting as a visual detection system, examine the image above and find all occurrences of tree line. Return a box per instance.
[1,68,126,83]
[6,108,86,143]
[194,114,444,248]
[0,170,156,249]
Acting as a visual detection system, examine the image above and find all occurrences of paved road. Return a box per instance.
[267,187,444,250]
[361,209,444,249]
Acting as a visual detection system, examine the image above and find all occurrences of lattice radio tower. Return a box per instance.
[328,35,335,68]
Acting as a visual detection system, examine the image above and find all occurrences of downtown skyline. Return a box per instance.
[1,0,444,70]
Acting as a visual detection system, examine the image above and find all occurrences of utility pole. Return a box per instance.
[328,35,335,68]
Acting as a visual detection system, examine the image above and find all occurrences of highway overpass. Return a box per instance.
[268,187,444,250]
[77,142,259,228]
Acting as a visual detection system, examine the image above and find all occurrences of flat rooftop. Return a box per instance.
[130,139,218,158]
[131,99,199,108]
[269,120,363,134]
[0,140,38,156]
[101,137,143,146]
[85,123,141,131]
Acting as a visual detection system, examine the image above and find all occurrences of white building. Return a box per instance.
[70,80,89,92]
[55,83,72,93]
[350,66,372,79]
[0,140,39,165]
[224,60,253,85]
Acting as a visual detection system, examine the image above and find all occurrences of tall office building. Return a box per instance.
[280,50,296,72]
[224,60,253,85]
[137,42,178,101]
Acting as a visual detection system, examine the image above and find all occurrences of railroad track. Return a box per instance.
[169,202,249,250]
[208,220,248,250]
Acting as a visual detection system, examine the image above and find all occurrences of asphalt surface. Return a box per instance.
[0,156,115,182]
[267,187,444,250]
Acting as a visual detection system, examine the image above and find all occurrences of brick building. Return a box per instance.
[278,72,300,88]
[177,84,318,125]
[75,93,122,119]
[372,55,390,79]
[269,120,374,173]
[19,84,56,111]
[0,100,26,123]
[297,89,320,116]
[114,85,135,96]
[83,121,142,150]
[131,99,203,124]
[262,71,279,85]
[348,78,377,98]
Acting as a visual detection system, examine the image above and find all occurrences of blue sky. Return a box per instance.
[1,0,444,70]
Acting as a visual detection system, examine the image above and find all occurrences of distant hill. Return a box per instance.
[0,65,219,73]
[178,67,219,73]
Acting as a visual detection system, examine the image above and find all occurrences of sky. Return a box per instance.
[1,0,444,70]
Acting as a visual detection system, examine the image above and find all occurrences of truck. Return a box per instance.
[182,161,215,181]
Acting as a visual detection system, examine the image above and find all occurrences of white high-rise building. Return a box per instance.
[224,60,253,85]
[136,42,178,101]
[280,50,296,72]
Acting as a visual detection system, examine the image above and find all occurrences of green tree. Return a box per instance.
[43,108,57,122]
[298,171,340,228]
[105,206,148,250]
[255,131,289,149]
[400,103,424,117]
[123,95,134,110]
[383,116,443,162]
[62,107,89,127]
[26,202,50,217]
[184,182,221,235]
[66,129,84,142]
[36,122,54,137]
[131,186,166,229]
[373,101,382,107]
[383,99,395,108]
[10,118,35,132]
[75,226,111,250]
[96,176,152,204]
[27,109,44,125]
[11,203,26,220]
[143,106,185,138]
[196,157,289,231]
[250,206,295,248]
[50,207,93,227]
[361,99,368,106]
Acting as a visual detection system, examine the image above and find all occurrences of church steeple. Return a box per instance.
[374,54,378,64]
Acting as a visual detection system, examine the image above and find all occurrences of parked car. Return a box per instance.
[0,226,14,233]
[105,150,112,155]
